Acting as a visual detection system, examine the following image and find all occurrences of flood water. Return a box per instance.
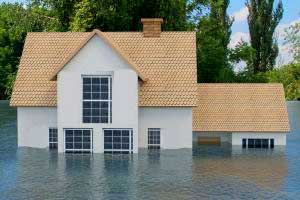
[0,101,300,199]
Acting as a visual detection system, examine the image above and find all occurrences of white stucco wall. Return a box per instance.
[17,107,57,148]
[57,35,138,153]
[138,107,193,149]
[231,132,287,146]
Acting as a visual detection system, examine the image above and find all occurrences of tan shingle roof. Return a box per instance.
[193,84,290,132]
[10,31,197,107]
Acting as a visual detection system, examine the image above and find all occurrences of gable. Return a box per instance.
[60,35,136,74]
[49,30,146,81]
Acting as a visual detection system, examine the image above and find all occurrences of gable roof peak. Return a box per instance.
[49,29,147,81]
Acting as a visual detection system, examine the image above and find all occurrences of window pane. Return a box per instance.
[92,93,100,100]
[92,117,100,123]
[101,84,108,92]
[92,77,100,84]
[83,84,91,92]
[83,130,90,136]
[92,84,100,92]
[101,77,108,84]
[262,139,269,148]
[83,117,91,123]
[83,109,91,116]
[100,117,108,123]
[74,130,82,137]
[83,101,91,108]
[104,130,112,136]
[83,93,91,100]
[100,93,108,100]
[242,139,247,148]
[248,139,254,148]
[83,78,91,84]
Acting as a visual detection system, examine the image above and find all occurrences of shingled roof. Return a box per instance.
[10,30,197,107]
[193,84,290,132]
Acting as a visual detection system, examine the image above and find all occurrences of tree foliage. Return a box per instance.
[195,0,235,83]
[246,0,283,73]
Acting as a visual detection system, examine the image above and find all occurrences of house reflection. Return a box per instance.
[192,143,287,189]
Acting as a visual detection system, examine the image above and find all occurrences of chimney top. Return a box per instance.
[141,18,163,37]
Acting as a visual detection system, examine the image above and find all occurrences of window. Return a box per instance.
[64,129,92,153]
[270,139,274,148]
[148,128,161,149]
[242,138,274,149]
[104,129,133,154]
[82,76,112,123]
[262,139,269,148]
[49,128,58,149]
[255,139,262,148]
[248,139,255,148]
[242,138,247,148]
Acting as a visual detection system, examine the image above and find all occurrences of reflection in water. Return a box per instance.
[193,143,287,190]
[0,101,300,199]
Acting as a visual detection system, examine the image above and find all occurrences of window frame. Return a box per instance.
[49,127,58,149]
[148,128,161,149]
[242,138,274,149]
[63,128,93,153]
[82,75,112,124]
[103,128,133,154]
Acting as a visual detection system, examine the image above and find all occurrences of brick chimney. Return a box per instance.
[141,18,163,37]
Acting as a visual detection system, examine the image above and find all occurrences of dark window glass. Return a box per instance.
[248,139,255,148]
[270,139,274,148]
[262,139,269,148]
[242,139,247,148]
[255,139,262,148]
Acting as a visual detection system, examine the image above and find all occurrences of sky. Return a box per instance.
[1,0,299,69]
[228,0,300,70]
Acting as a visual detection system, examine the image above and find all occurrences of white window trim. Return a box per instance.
[63,128,93,153]
[81,75,112,124]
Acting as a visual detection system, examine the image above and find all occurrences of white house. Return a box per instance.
[10,18,290,153]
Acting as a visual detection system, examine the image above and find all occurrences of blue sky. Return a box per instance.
[1,0,299,67]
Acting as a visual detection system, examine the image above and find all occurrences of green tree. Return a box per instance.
[246,0,283,73]
[0,3,58,99]
[267,63,300,100]
[195,0,234,83]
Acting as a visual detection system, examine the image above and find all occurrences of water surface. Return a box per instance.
[0,101,300,199]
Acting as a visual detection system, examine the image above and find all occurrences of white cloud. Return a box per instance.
[229,32,250,48]
[232,7,249,23]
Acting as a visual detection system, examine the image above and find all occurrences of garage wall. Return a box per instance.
[193,132,232,143]
[17,107,57,148]
[138,107,193,149]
